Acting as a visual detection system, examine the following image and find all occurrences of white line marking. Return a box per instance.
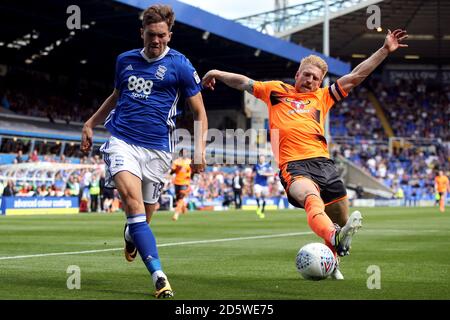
[0,231,313,261]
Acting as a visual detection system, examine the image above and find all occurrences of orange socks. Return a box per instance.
[304,194,336,246]
[175,199,184,212]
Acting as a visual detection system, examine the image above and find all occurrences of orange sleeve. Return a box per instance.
[253,81,270,104]
[322,80,349,114]
[253,81,282,106]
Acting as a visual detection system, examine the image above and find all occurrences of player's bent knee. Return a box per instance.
[122,196,145,214]
[289,179,320,205]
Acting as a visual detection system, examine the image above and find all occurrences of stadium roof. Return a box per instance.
[114,0,350,76]
[236,0,450,64]
[0,0,350,78]
[0,0,351,111]
[1,0,447,116]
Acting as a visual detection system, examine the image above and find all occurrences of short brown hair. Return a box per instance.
[141,4,175,30]
[299,55,328,78]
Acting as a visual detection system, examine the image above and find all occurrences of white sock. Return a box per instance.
[151,270,166,285]
[124,224,133,243]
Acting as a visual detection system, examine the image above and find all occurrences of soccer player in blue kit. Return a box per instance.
[253,155,274,219]
[81,4,208,298]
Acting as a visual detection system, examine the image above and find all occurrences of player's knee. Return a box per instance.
[121,194,143,213]
[289,183,319,204]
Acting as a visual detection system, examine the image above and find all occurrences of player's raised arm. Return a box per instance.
[202,69,255,94]
[186,92,208,173]
[81,89,119,153]
[338,29,408,93]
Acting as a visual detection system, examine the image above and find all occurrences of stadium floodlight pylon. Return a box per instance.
[0,162,100,185]
[234,0,383,38]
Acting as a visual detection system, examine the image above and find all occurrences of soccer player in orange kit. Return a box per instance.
[435,170,449,213]
[171,148,192,221]
[202,29,408,279]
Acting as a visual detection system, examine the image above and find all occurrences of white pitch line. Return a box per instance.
[0,231,313,261]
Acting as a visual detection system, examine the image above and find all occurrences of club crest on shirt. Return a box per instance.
[156,65,167,80]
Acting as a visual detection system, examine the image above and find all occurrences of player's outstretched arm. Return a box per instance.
[338,29,408,93]
[202,70,255,94]
[187,92,208,173]
[81,89,119,153]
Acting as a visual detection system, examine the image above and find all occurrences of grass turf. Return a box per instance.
[0,206,449,300]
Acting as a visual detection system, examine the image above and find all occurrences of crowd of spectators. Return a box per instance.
[329,78,449,143]
[2,69,448,145]
[374,78,450,141]
[332,141,449,202]
[0,147,288,211]
[185,164,285,207]
[330,86,387,141]
[1,142,448,207]
[1,68,107,124]
[1,68,449,206]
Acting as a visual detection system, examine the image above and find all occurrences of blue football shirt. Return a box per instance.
[254,162,273,186]
[105,47,202,152]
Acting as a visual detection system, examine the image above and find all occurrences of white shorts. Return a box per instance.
[254,184,269,197]
[100,136,172,204]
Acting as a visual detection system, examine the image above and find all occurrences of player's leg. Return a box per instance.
[440,192,446,212]
[145,203,158,223]
[254,184,264,218]
[116,172,172,298]
[101,138,138,261]
[321,163,362,258]
[181,187,190,214]
[172,187,185,221]
[237,189,242,209]
[325,197,349,227]
[323,198,350,280]
[141,171,173,298]
[261,186,268,214]
[255,192,261,209]
[289,178,336,248]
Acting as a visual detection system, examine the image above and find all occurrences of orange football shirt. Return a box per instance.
[253,80,347,167]
[435,175,449,193]
[172,158,192,186]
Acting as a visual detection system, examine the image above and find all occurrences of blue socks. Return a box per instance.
[127,214,161,274]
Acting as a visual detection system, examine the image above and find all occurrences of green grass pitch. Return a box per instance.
[0,207,449,300]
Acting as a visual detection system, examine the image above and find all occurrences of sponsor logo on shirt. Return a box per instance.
[128,75,153,100]
[286,98,311,115]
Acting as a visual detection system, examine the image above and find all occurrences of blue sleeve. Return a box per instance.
[114,55,121,90]
[177,55,202,98]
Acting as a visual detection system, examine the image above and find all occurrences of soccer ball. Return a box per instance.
[296,242,336,280]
